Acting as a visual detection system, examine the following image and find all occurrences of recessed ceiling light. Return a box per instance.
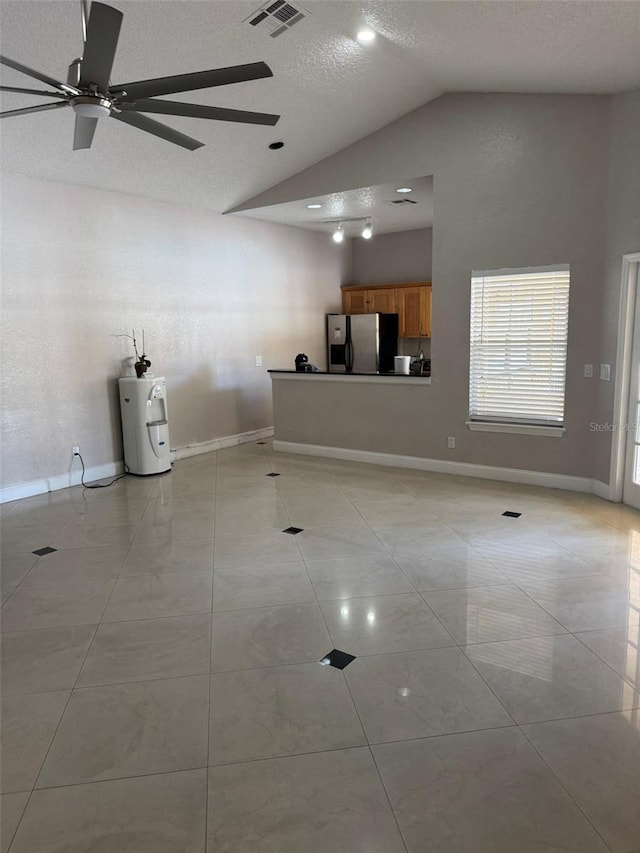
[307,203,322,209]
[356,28,376,44]
[396,187,413,193]
[268,141,285,150]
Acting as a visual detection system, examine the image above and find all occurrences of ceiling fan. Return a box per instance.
[0,0,280,151]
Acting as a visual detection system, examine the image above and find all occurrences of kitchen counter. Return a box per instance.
[269,370,431,385]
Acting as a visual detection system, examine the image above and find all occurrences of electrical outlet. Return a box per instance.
[447,436,456,449]
[255,355,262,367]
[72,446,80,456]
[584,364,593,378]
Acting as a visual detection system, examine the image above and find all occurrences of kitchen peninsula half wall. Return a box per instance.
[269,370,434,469]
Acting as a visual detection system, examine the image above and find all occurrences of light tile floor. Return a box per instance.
[1,441,640,852]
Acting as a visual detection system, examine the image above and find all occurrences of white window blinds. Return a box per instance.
[469,266,570,426]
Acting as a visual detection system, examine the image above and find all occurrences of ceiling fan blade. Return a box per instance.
[110,62,273,100]
[0,101,69,118]
[0,55,79,95]
[111,110,204,150]
[73,114,98,150]
[117,98,280,126]
[79,2,123,92]
[0,85,66,97]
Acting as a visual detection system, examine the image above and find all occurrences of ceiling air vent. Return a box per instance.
[244,1,308,38]
[385,198,418,206]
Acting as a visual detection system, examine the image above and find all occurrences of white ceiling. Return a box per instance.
[1,1,639,224]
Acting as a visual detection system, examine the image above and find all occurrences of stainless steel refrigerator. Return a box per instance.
[326,313,399,373]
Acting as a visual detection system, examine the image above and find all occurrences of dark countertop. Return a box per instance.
[268,369,431,378]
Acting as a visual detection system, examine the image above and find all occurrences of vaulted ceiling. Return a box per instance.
[2,1,639,232]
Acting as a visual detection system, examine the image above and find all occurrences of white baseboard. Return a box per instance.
[0,428,274,504]
[0,461,124,505]
[591,479,612,500]
[273,440,606,495]
[171,427,274,461]
[0,432,612,505]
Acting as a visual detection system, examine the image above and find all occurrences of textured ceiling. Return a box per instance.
[1,1,639,223]
[242,176,434,235]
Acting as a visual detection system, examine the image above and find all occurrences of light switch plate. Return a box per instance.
[255,355,262,367]
[600,364,611,381]
[584,364,593,378]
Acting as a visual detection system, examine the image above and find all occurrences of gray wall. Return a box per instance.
[593,89,640,483]
[242,94,611,479]
[347,228,433,286]
[0,174,344,491]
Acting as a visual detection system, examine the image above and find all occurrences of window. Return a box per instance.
[468,265,570,433]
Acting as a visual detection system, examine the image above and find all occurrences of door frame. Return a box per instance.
[609,251,640,502]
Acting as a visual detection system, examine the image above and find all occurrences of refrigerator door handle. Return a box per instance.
[345,337,354,373]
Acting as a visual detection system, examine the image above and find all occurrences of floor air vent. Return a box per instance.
[245,1,308,38]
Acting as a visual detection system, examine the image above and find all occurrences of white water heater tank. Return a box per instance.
[119,375,171,476]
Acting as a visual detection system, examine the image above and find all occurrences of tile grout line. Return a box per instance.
[474,551,640,691]
[293,458,409,850]
[205,448,221,850]
[1,477,160,608]
[455,502,637,598]
[569,628,640,698]
[2,790,29,853]
[516,723,616,853]
[4,463,214,851]
[286,459,412,853]
[1,502,86,607]
[12,640,638,704]
[12,764,209,797]
[366,743,411,853]
[268,458,411,846]
[4,710,633,797]
[296,464,426,602]
[3,444,640,849]
[311,467,463,649]
[13,475,155,840]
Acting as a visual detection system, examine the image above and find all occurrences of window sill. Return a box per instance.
[466,421,565,438]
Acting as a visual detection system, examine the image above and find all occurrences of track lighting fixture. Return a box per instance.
[328,218,375,242]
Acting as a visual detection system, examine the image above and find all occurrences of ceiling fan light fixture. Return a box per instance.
[362,221,373,239]
[332,224,344,244]
[71,97,111,119]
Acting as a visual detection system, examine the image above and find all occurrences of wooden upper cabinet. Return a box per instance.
[397,285,431,338]
[342,289,367,314]
[365,288,398,314]
[341,282,431,338]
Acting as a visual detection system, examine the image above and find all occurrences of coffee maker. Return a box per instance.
[294,353,320,372]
